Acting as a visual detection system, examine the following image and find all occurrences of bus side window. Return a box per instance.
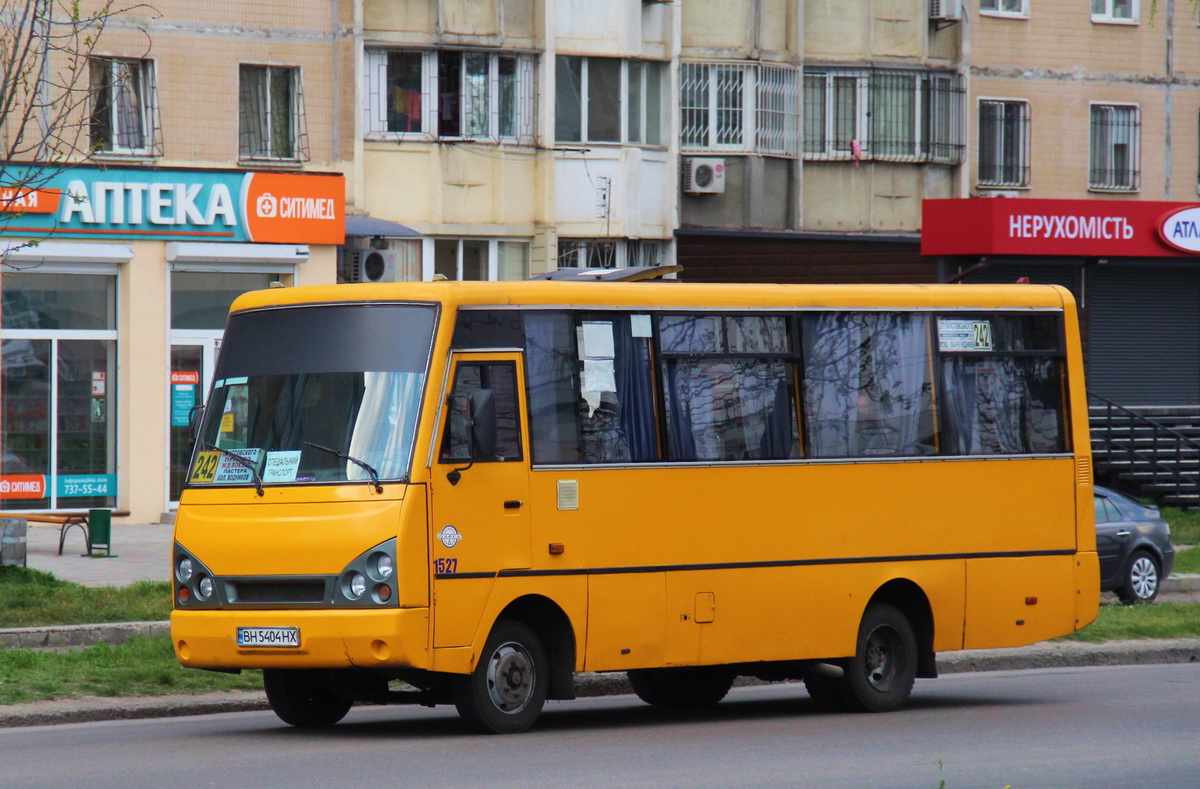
[440,362,522,462]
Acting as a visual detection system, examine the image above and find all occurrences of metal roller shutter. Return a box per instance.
[1086,265,1200,407]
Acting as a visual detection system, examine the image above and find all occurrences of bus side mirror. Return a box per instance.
[188,404,205,445]
[467,389,497,458]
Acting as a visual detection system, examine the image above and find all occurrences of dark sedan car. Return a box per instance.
[1095,485,1176,604]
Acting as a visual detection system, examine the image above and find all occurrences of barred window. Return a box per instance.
[1092,0,1137,23]
[681,61,800,158]
[803,67,964,165]
[558,239,666,269]
[556,57,665,146]
[239,65,307,161]
[364,50,535,144]
[1089,104,1139,192]
[978,100,1030,187]
[90,58,159,156]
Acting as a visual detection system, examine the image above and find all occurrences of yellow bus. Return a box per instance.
[171,279,1098,733]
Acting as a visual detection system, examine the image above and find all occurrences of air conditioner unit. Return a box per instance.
[683,157,726,195]
[349,249,400,283]
[929,0,962,20]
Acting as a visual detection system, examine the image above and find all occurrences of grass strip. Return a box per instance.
[0,634,261,705]
[1061,602,1200,643]
[1173,545,1200,574]
[0,567,172,628]
[1161,507,1200,545]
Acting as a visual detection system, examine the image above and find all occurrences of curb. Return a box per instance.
[1,638,1197,729]
[0,621,169,651]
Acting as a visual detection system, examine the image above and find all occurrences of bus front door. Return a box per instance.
[430,353,532,648]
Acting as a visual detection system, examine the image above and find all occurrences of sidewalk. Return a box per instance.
[22,520,173,587]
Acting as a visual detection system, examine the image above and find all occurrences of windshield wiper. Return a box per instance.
[201,442,264,497]
[305,442,384,493]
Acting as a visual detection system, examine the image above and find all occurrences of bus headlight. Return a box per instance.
[176,557,194,583]
[370,552,394,582]
[196,574,215,601]
[343,571,367,600]
[335,538,399,608]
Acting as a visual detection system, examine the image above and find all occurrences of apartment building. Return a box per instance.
[1,2,347,522]
[924,1,1200,409]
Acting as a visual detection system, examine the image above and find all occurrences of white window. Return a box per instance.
[1092,0,1137,23]
[239,65,307,161]
[681,61,800,157]
[978,99,1031,187]
[1089,104,1139,191]
[804,67,964,165]
[364,50,535,143]
[556,56,666,146]
[89,57,158,156]
[557,238,666,269]
[980,0,1029,16]
[429,238,530,281]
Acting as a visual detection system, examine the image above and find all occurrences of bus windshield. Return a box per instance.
[189,302,437,487]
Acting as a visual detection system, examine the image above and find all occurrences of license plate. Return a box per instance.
[237,627,300,648]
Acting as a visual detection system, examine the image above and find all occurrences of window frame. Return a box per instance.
[979,0,1030,18]
[89,57,158,157]
[555,55,667,147]
[681,61,801,158]
[977,98,1031,188]
[1089,102,1140,192]
[239,64,308,162]
[1091,0,1138,24]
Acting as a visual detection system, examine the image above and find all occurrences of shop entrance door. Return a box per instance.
[168,333,222,506]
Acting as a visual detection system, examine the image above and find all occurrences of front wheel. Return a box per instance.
[836,603,917,713]
[452,620,547,734]
[263,669,353,728]
[1117,550,1162,604]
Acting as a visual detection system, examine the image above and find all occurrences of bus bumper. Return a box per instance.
[170,607,430,671]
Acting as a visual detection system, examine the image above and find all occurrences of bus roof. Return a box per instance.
[229,280,1073,315]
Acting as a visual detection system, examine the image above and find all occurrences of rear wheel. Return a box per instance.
[452,620,547,734]
[836,603,917,713]
[263,669,353,727]
[626,667,734,707]
[1117,550,1161,604]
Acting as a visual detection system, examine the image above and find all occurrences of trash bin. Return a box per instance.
[1,518,26,566]
[88,509,112,555]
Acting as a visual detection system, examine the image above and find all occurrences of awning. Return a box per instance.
[345,215,422,239]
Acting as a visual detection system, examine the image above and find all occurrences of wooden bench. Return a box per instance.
[20,511,130,556]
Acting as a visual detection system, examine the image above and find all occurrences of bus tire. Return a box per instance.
[802,673,847,712]
[626,667,734,707]
[263,669,353,727]
[837,603,917,713]
[452,620,547,734]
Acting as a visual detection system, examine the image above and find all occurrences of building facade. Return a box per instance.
[1,2,348,522]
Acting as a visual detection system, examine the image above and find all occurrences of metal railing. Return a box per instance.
[1089,391,1200,501]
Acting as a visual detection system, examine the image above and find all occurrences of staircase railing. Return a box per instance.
[1089,391,1200,501]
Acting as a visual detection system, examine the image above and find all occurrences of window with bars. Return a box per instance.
[1092,0,1137,22]
[803,67,964,165]
[1089,104,1139,191]
[89,58,159,156]
[978,100,1030,187]
[557,238,666,269]
[239,65,308,161]
[680,61,800,157]
[364,50,535,143]
[556,57,665,146]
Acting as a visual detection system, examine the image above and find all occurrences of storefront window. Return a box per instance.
[170,272,275,330]
[2,272,118,511]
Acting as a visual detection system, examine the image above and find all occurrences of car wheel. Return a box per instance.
[263,669,353,727]
[627,667,734,707]
[1117,550,1161,604]
[452,620,547,734]
[835,602,917,713]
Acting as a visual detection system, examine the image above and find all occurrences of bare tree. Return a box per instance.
[0,0,152,266]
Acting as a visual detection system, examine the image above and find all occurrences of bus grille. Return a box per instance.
[227,580,327,604]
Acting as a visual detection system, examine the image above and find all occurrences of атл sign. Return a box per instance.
[0,165,344,245]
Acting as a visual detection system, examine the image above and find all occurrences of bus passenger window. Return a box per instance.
[801,312,936,459]
[440,363,522,462]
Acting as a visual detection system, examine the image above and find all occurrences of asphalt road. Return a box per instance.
[2,663,1197,789]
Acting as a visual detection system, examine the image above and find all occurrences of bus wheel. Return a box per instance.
[452,620,547,734]
[626,667,734,707]
[263,669,353,727]
[837,603,917,713]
